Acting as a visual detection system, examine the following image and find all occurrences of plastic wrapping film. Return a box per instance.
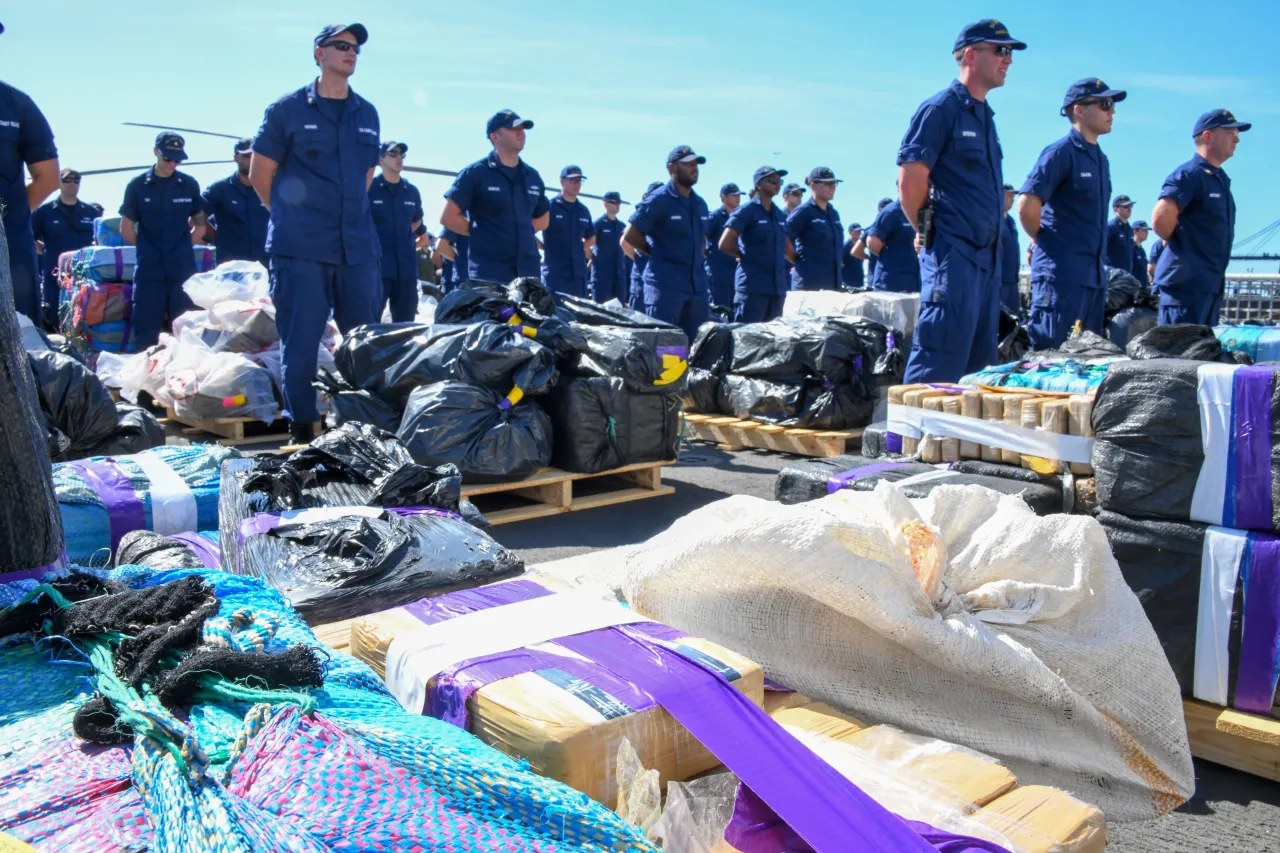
[165,332,279,423]
[542,376,680,474]
[1126,323,1243,363]
[349,577,764,808]
[556,305,690,396]
[782,289,919,338]
[181,259,270,307]
[0,223,65,576]
[960,359,1115,395]
[116,529,222,570]
[1108,306,1158,348]
[1217,324,1280,363]
[171,298,279,354]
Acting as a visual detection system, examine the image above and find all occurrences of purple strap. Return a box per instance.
[886,432,903,454]
[67,459,146,556]
[0,550,69,583]
[169,532,222,571]
[113,248,123,282]
[827,461,912,494]
[120,284,134,353]
[1235,533,1280,714]
[1230,366,1273,531]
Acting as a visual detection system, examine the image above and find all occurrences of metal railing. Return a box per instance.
[1014,271,1280,326]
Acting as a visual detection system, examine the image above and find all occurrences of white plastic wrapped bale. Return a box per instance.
[182,260,270,308]
[783,289,919,338]
[621,484,1193,821]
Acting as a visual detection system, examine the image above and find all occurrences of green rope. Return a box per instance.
[605,416,618,442]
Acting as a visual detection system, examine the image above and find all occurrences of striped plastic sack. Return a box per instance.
[93,217,127,248]
[1216,325,1280,364]
[69,247,136,283]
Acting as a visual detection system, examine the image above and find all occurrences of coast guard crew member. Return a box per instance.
[898,19,1025,382]
[119,133,208,349]
[589,190,626,303]
[842,223,865,289]
[1018,78,1123,349]
[442,109,549,285]
[788,167,844,291]
[435,228,468,292]
[622,148,710,339]
[370,140,424,321]
[624,180,666,311]
[865,197,921,293]
[1151,109,1249,326]
[541,165,595,297]
[203,139,269,264]
[0,30,60,323]
[1131,219,1151,288]
[864,197,893,282]
[781,182,805,217]
[1147,235,1163,286]
[704,182,743,308]
[250,23,383,444]
[1105,193,1135,271]
[719,166,793,322]
[1000,183,1021,314]
[31,168,95,329]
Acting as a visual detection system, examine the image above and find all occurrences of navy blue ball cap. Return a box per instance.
[1003,183,1015,192]
[1193,108,1252,137]
[954,19,1027,52]
[1060,78,1127,116]
[645,181,665,196]
[486,109,534,137]
[155,132,188,162]
[380,140,408,156]
[753,166,788,186]
[234,138,253,155]
[877,197,893,210]
[315,23,368,46]
[781,182,805,196]
[807,166,842,184]
[602,191,622,203]
[1112,194,1134,207]
[847,222,863,231]
[720,183,743,196]
[1133,220,1151,230]
[560,164,586,180]
[667,145,706,165]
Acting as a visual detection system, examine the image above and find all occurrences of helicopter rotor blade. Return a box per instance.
[401,165,461,178]
[78,160,235,176]
[123,122,244,141]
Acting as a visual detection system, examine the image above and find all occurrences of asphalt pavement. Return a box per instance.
[491,441,1280,853]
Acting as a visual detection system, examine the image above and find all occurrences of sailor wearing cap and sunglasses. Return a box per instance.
[370,140,424,321]
[31,168,97,329]
[1105,193,1137,272]
[202,139,269,264]
[1151,109,1251,326]
[541,165,596,298]
[787,168,845,292]
[250,22,383,444]
[897,19,1025,382]
[1017,78,1125,348]
[589,190,626,304]
[719,166,794,323]
[704,182,743,309]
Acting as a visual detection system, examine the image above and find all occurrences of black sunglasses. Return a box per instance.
[162,156,181,163]
[1078,98,1116,112]
[62,177,81,184]
[975,44,1014,58]
[321,40,360,54]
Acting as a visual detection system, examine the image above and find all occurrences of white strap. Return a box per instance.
[1190,364,1237,526]
[886,403,1094,464]
[385,589,654,714]
[892,469,961,488]
[1193,526,1248,706]
[129,452,197,536]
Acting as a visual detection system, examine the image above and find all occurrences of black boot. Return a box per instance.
[288,420,314,445]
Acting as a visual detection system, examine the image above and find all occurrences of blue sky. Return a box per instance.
[5,1,1278,269]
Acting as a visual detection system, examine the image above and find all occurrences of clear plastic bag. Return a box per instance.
[182,260,270,309]
[165,333,278,423]
[116,338,177,406]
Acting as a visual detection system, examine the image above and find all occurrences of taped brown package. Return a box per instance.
[971,785,1108,853]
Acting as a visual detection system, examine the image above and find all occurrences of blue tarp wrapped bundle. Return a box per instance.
[1216,325,1280,363]
[961,358,1117,394]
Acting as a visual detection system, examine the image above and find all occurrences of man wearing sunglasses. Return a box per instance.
[370,140,424,321]
[718,166,794,322]
[787,168,845,292]
[623,148,711,338]
[704,183,743,309]
[442,109,549,286]
[540,165,595,299]
[31,169,97,329]
[202,139,269,265]
[897,19,1025,382]
[1016,79,1125,349]
[1151,109,1250,326]
[589,190,626,304]
[250,23,382,444]
[119,133,209,350]
[1105,194,1136,273]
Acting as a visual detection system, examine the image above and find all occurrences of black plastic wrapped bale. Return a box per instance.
[235,507,525,623]
[1105,266,1147,314]
[554,303,690,396]
[28,349,120,462]
[1107,307,1158,349]
[729,317,873,386]
[541,377,680,474]
[0,224,64,573]
[717,374,804,425]
[861,421,913,460]
[92,403,166,457]
[324,389,403,433]
[554,294,669,329]
[799,379,876,431]
[334,322,558,407]
[775,455,933,504]
[682,367,722,414]
[951,460,1061,486]
[997,310,1031,363]
[398,381,552,483]
[1026,330,1124,361]
[117,530,221,571]
[435,280,588,358]
[689,322,741,376]
[1126,324,1245,363]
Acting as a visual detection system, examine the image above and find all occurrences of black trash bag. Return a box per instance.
[560,320,689,395]
[1105,266,1145,314]
[239,508,524,623]
[0,224,64,572]
[1125,324,1241,363]
[1106,306,1158,349]
[27,349,121,462]
[436,281,587,358]
[861,422,913,460]
[325,390,403,433]
[873,329,908,387]
[334,322,558,406]
[554,294,672,329]
[91,402,166,457]
[689,322,742,376]
[398,381,553,482]
[682,367,722,414]
[541,377,680,474]
[728,318,857,384]
[117,530,206,570]
[997,310,1031,364]
[433,282,514,325]
[717,374,804,425]
[799,379,876,430]
[1026,329,1125,361]
[951,459,1061,485]
[507,276,558,317]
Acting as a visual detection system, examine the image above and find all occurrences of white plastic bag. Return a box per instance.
[182,260,270,309]
[116,338,177,406]
[93,351,128,388]
[165,333,277,423]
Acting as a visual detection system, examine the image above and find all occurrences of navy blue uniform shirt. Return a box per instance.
[31,199,96,269]
[865,200,921,292]
[628,180,709,295]
[841,238,864,288]
[439,228,469,288]
[203,172,269,263]
[1132,243,1149,288]
[0,83,57,284]
[369,174,424,281]
[445,151,549,283]
[252,80,382,266]
[898,79,1004,256]
[1001,213,1021,285]
[1020,128,1111,291]
[725,196,788,297]
[1148,238,1164,280]
[541,195,595,281]
[590,214,625,294]
[787,197,843,290]
[1153,154,1235,296]
[119,169,207,280]
[1105,216,1135,271]
[704,206,737,298]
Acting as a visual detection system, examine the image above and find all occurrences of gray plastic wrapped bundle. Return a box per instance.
[0,224,65,576]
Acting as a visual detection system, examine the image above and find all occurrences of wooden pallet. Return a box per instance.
[1184,698,1280,781]
[460,461,675,525]
[683,413,862,458]
[163,407,318,447]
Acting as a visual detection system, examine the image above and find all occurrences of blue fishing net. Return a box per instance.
[961,358,1116,394]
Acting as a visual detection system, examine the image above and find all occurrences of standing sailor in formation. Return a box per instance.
[369,140,424,321]
[540,165,595,298]
[31,168,96,329]
[787,167,844,291]
[720,166,792,323]
[704,182,742,309]
[203,138,269,265]
[589,190,626,303]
